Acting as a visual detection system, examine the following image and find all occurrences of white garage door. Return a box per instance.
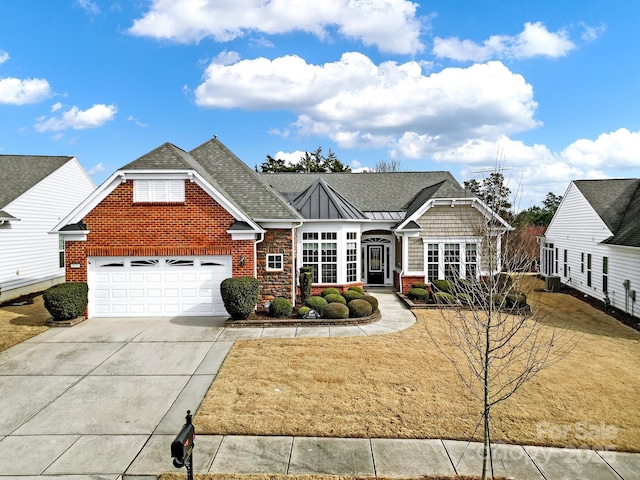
[88,256,232,317]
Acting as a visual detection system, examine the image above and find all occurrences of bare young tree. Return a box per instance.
[374,158,402,172]
[426,199,576,480]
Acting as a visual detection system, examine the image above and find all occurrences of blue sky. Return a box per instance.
[1,0,639,209]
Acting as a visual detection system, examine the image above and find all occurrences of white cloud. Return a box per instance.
[0,77,51,105]
[34,104,117,132]
[0,50,9,65]
[127,115,148,127]
[77,0,100,15]
[51,102,63,112]
[128,0,425,54]
[561,128,640,169]
[196,53,538,151]
[273,150,306,165]
[88,162,106,175]
[434,22,576,62]
[580,22,606,42]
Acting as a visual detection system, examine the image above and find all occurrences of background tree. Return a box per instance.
[464,173,512,219]
[427,190,575,480]
[257,147,350,173]
[513,192,563,228]
[374,158,402,172]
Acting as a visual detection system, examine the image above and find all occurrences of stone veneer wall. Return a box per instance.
[256,228,295,304]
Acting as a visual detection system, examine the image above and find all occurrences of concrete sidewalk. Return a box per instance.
[0,288,638,479]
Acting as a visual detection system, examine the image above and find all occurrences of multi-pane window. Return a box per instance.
[426,243,439,281]
[321,232,338,283]
[602,257,608,293]
[541,242,554,275]
[302,232,319,283]
[465,244,478,279]
[303,232,340,283]
[587,253,592,287]
[444,243,461,280]
[266,253,283,271]
[581,253,585,273]
[555,248,559,276]
[59,236,65,268]
[346,232,357,282]
[563,249,568,278]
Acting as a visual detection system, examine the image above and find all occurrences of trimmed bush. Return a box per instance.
[408,288,429,302]
[342,289,362,302]
[43,282,88,320]
[505,291,528,308]
[321,287,341,297]
[305,295,328,311]
[348,298,373,317]
[360,294,379,312]
[434,291,456,304]
[347,286,364,294]
[432,279,454,293]
[491,293,506,306]
[324,293,347,305]
[220,277,259,320]
[297,306,311,318]
[457,292,473,305]
[494,273,513,293]
[412,282,427,290]
[322,302,350,319]
[269,297,293,318]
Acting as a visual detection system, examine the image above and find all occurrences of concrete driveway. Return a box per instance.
[0,288,416,479]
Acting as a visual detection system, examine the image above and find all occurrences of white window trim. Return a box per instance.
[266,253,284,272]
[417,238,482,281]
[134,179,185,203]
[299,226,360,284]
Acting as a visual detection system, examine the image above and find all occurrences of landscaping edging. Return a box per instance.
[224,309,381,328]
[46,316,86,327]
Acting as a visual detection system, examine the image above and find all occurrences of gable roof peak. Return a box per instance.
[292,177,366,220]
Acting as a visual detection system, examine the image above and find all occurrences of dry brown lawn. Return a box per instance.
[196,278,640,452]
[0,295,50,352]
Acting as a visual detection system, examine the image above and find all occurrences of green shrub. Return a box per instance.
[348,286,364,294]
[457,292,473,305]
[348,298,373,317]
[43,282,88,320]
[412,281,427,290]
[322,302,350,319]
[324,293,346,305]
[269,297,293,317]
[491,293,506,306]
[360,294,379,312]
[494,273,513,293]
[342,289,362,302]
[505,291,528,308]
[432,279,454,293]
[408,288,429,301]
[321,287,341,297]
[305,295,328,311]
[220,277,259,320]
[297,306,311,318]
[434,291,456,304]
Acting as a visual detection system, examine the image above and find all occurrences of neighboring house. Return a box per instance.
[53,138,510,318]
[540,179,640,318]
[0,155,95,303]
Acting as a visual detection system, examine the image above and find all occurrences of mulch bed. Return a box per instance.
[225,309,381,328]
[550,285,640,332]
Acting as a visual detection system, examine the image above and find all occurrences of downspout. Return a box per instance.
[291,221,304,305]
[254,231,265,280]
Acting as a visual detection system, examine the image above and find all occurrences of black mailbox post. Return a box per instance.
[171,410,195,480]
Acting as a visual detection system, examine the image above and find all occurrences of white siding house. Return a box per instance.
[0,156,95,303]
[541,179,640,318]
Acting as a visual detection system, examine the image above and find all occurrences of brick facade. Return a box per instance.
[64,179,255,284]
[394,270,426,294]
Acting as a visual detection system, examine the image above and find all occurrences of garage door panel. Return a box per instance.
[89,256,232,317]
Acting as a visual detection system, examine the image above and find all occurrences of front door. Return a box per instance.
[367,245,384,284]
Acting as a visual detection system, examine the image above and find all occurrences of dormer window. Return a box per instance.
[134,179,185,203]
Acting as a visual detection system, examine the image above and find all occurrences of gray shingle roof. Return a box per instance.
[0,155,73,210]
[574,179,640,247]
[123,139,301,221]
[260,171,467,213]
